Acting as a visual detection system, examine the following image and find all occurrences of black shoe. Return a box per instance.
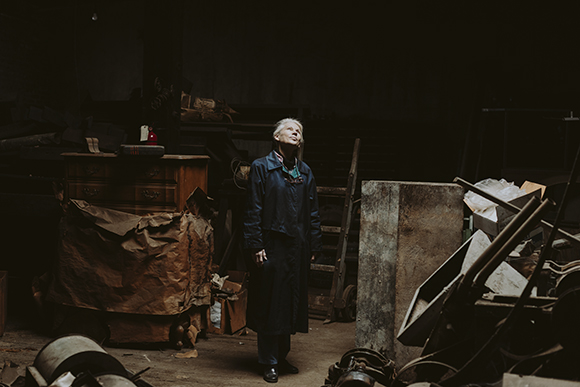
[263,365,278,383]
[278,359,299,374]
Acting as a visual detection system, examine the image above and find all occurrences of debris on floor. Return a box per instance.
[1,360,25,387]
[174,350,198,359]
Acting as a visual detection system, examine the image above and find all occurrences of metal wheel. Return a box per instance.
[340,284,357,322]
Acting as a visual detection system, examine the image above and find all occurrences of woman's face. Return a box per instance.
[275,123,302,147]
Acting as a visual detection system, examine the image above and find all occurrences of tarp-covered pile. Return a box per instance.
[48,199,213,314]
[45,199,214,344]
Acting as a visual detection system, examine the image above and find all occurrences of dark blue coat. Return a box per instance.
[243,150,322,335]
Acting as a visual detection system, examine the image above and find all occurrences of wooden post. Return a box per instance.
[356,181,464,368]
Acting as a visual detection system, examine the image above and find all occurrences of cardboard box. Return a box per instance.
[207,271,248,335]
[469,181,545,236]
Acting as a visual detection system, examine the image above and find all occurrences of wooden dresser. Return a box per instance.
[62,152,209,215]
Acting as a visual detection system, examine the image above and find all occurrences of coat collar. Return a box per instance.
[265,150,309,175]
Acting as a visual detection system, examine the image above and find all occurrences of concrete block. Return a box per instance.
[356,181,464,369]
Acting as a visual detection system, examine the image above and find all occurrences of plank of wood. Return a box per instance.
[321,225,341,234]
[310,264,335,273]
[317,186,347,196]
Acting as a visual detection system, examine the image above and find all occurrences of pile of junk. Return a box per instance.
[323,166,580,386]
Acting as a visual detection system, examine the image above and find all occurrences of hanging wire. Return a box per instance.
[230,158,250,190]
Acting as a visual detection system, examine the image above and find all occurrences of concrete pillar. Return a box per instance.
[356,181,464,369]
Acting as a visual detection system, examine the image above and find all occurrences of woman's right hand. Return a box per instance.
[254,249,267,267]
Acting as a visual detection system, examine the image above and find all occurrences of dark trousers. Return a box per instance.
[257,333,291,365]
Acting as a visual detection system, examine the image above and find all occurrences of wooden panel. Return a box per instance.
[180,163,209,196]
[227,289,247,334]
[357,181,464,368]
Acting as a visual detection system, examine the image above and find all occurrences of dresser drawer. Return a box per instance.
[66,161,111,179]
[68,182,178,206]
[67,161,178,183]
[124,163,178,183]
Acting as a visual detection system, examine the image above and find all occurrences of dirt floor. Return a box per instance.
[0,316,355,387]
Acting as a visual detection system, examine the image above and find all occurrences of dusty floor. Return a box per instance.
[0,316,355,387]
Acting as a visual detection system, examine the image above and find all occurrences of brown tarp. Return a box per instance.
[47,199,213,315]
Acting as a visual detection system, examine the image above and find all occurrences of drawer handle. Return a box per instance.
[83,165,100,175]
[82,188,100,197]
[146,168,160,178]
[142,189,160,200]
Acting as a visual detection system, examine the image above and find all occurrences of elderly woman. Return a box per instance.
[243,118,322,383]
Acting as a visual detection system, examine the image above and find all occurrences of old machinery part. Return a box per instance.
[75,373,139,387]
[325,348,395,387]
[506,343,564,376]
[552,285,580,349]
[33,335,127,385]
[340,284,357,322]
[393,359,458,387]
[555,268,580,296]
[543,259,580,276]
[335,370,375,387]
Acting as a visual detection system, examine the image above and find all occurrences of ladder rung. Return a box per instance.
[321,225,341,234]
[317,186,347,196]
[310,263,336,272]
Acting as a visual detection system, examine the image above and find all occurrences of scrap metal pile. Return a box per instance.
[324,154,580,386]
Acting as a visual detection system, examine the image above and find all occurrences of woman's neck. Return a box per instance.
[277,143,298,160]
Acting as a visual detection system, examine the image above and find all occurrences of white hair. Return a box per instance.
[273,118,304,143]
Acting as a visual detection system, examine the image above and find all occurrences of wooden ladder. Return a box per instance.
[309,138,361,323]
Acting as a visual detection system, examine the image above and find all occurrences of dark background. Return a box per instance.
[2,0,580,322]
[3,1,580,182]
